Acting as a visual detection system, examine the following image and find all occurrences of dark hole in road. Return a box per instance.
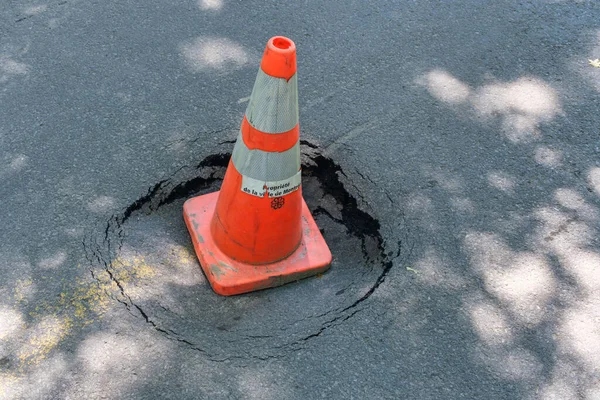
[85,141,403,362]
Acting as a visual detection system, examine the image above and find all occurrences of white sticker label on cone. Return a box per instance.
[241,170,301,198]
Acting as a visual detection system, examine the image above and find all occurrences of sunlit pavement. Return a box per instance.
[2,1,600,399]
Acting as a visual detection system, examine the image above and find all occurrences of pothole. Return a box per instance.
[84,141,406,362]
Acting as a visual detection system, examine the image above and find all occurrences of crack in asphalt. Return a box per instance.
[83,142,405,362]
[84,227,231,361]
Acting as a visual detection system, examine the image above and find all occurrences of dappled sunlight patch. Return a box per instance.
[38,251,67,270]
[489,253,555,325]
[437,175,466,193]
[77,332,140,372]
[2,154,28,175]
[47,18,59,29]
[418,69,562,143]
[464,232,512,273]
[0,306,24,341]
[69,331,159,399]
[412,247,468,289]
[198,0,223,11]
[107,244,206,308]
[464,232,556,325]
[417,67,597,399]
[237,368,289,400]
[64,226,84,238]
[425,168,467,193]
[475,344,543,382]
[559,300,600,370]
[487,171,517,195]
[10,155,27,169]
[418,69,472,105]
[555,188,590,210]
[406,193,433,214]
[585,385,600,400]
[57,276,114,322]
[164,244,204,286]
[17,315,72,368]
[426,201,599,397]
[2,272,121,374]
[405,193,438,232]
[467,299,514,348]
[3,352,74,398]
[588,167,600,198]
[535,355,600,400]
[0,254,33,302]
[23,5,48,16]
[472,77,561,143]
[13,278,35,305]
[450,196,476,213]
[534,207,594,251]
[113,254,156,281]
[0,56,29,83]
[534,146,563,168]
[26,274,115,325]
[459,199,600,397]
[180,37,250,73]
[537,365,580,400]
[19,353,69,399]
[110,253,157,298]
[378,290,427,338]
[87,195,117,213]
[0,373,19,399]
[554,188,598,221]
[558,250,600,294]
[117,244,197,284]
[0,58,28,74]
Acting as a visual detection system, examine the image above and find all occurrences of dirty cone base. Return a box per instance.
[183,191,332,296]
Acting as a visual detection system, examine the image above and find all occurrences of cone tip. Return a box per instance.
[260,36,297,80]
[268,36,296,53]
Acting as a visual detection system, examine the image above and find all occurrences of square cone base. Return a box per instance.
[183,191,332,296]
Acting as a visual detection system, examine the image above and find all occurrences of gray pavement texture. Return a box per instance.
[2,0,600,399]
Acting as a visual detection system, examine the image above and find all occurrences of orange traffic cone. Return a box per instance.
[183,36,332,296]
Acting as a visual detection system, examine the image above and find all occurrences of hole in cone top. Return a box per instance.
[272,37,292,50]
[261,36,297,80]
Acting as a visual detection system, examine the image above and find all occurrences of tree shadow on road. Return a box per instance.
[2,0,600,399]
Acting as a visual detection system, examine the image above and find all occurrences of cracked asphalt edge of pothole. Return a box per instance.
[82,138,409,363]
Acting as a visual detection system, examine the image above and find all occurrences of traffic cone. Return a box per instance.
[183,36,332,296]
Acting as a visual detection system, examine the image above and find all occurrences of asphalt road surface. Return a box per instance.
[2,1,600,399]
